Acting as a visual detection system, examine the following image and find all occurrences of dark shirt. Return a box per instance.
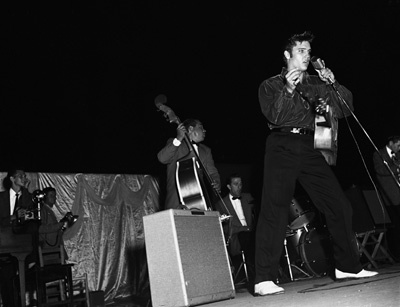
[39,203,64,248]
[258,68,354,130]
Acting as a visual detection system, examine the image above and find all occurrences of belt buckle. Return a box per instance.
[290,127,301,134]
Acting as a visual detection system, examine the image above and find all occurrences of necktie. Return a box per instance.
[13,193,20,214]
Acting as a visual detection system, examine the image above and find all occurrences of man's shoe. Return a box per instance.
[254,281,284,296]
[335,269,378,280]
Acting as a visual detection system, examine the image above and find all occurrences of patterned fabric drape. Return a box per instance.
[0,172,160,303]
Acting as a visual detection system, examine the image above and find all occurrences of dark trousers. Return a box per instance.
[237,231,255,265]
[385,205,400,259]
[255,132,362,283]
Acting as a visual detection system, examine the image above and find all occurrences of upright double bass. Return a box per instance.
[155,95,228,214]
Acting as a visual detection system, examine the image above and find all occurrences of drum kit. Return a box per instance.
[282,197,334,281]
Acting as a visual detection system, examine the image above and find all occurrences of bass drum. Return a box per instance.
[287,227,334,277]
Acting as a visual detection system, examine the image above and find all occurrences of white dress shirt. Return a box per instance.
[386,146,394,158]
[230,194,247,226]
[9,189,19,215]
[192,143,199,155]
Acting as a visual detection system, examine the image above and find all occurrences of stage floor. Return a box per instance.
[110,263,400,307]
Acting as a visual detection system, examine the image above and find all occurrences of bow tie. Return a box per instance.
[232,196,241,200]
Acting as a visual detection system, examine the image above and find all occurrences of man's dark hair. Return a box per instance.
[182,118,200,130]
[3,168,23,190]
[226,173,242,186]
[283,31,315,63]
[43,186,56,195]
[388,136,400,144]
[43,186,56,202]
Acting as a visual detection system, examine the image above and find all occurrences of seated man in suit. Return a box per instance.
[0,168,36,307]
[373,135,400,260]
[215,173,257,272]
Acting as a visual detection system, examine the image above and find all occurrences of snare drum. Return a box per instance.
[288,198,315,230]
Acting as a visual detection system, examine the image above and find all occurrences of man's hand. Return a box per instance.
[315,97,329,114]
[285,68,301,93]
[16,208,26,218]
[176,123,186,141]
[212,181,221,193]
[316,66,335,84]
[61,221,68,231]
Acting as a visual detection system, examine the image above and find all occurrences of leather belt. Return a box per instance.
[272,127,314,135]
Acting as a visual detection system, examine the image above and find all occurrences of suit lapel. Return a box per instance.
[241,197,252,227]
[0,191,11,216]
[384,148,397,168]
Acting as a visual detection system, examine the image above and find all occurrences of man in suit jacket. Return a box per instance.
[373,135,400,260]
[157,118,221,210]
[215,173,256,262]
[0,169,36,307]
[0,169,35,225]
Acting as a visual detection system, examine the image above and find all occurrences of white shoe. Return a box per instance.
[335,269,378,280]
[254,281,284,296]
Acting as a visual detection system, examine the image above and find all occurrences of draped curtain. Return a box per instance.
[0,172,160,304]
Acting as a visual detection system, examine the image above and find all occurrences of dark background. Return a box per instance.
[1,1,399,194]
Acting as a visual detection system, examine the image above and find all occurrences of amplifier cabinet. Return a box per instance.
[143,209,235,307]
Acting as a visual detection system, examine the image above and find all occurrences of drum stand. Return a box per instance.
[283,237,312,281]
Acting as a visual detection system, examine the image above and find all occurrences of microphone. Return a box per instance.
[311,56,334,84]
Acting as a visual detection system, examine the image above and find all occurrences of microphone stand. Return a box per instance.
[328,80,400,189]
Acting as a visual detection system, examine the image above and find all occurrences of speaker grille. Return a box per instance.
[144,209,235,307]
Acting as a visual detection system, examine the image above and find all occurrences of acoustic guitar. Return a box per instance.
[314,104,338,166]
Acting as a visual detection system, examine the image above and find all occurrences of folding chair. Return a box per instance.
[227,244,249,288]
[225,229,256,289]
[35,244,74,306]
[355,229,395,269]
[72,272,91,307]
[346,186,395,269]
